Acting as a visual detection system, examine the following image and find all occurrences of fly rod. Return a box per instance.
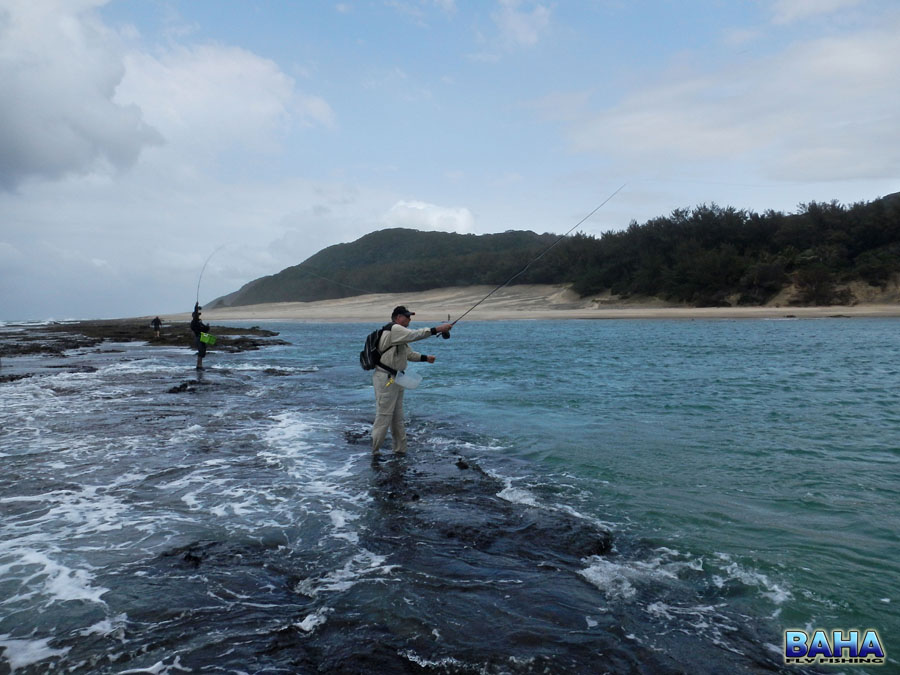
[196,245,226,306]
[443,183,626,335]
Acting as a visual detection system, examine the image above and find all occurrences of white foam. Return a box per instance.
[328,510,350,529]
[79,613,128,637]
[497,485,540,506]
[712,553,792,604]
[9,484,131,538]
[98,360,185,376]
[493,473,542,507]
[579,547,707,600]
[168,424,205,444]
[295,607,333,633]
[156,470,213,492]
[491,473,620,539]
[0,320,44,328]
[218,486,259,517]
[579,557,638,599]
[646,601,743,654]
[295,549,397,598]
[10,549,109,606]
[0,635,70,671]
[430,434,510,454]
[551,502,617,531]
[116,655,191,674]
[262,412,314,457]
[400,651,466,669]
[327,509,360,544]
[226,363,318,373]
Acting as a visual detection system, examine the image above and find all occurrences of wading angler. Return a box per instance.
[365,306,452,459]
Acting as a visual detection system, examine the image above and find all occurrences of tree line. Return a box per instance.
[546,192,900,306]
[210,192,900,308]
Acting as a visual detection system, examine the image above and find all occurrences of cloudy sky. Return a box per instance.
[1,0,898,320]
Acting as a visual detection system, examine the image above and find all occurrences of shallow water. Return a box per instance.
[1,319,897,673]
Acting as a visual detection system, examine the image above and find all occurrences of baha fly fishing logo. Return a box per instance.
[784,628,886,666]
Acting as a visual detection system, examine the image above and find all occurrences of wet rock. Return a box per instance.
[168,380,200,394]
[11,319,289,353]
[343,430,369,445]
[0,373,31,383]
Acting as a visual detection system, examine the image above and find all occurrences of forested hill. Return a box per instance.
[209,192,900,308]
[208,229,559,307]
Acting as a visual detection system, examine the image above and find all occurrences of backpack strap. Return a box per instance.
[376,360,398,377]
[376,322,397,376]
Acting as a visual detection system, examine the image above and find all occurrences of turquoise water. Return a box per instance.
[2,317,897,672]
[336,317,900,661]
[445,319,900,631]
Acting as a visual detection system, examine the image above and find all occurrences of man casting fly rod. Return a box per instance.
[370,306,452,460]
[364,185,624,461]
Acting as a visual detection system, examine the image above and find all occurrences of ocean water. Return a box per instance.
[1,318,897,673]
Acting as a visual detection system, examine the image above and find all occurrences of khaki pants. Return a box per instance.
[372,370,407,454]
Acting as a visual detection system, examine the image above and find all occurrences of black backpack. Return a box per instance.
[359,323,397,376]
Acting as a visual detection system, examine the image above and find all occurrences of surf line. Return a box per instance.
[446,183,627,332]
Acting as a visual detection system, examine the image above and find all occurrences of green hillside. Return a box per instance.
[208,229,559,308]
[209,192,900,308]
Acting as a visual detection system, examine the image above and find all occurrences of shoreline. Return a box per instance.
[6,286,900,326]
[154,284,900,323]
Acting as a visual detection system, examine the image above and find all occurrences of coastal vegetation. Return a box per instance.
[209,191,900,308]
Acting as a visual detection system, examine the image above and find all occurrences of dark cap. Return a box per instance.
[392,305,415,319]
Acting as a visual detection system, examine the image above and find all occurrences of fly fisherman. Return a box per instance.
[190,303,210,370]
[372,306,452,459]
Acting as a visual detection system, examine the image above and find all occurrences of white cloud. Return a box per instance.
[0,0,161,189]
[562,16,900,182]
[469,0,550,60]
[382,200,475,233]
[0,0,334,191]
[771,0,864,25]
[116,44,334,159]
[0,168,395,318]
[492,0,551,48]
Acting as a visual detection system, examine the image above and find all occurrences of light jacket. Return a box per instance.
[376,323,432,374]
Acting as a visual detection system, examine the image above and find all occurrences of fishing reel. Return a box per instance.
[441,331,450,340]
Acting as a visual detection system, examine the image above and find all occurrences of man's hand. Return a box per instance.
[426,355,436,364]
[434,322,452,335]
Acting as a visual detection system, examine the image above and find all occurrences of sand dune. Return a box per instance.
[161,284,900,323]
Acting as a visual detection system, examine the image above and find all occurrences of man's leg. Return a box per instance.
[372,371,400,454]
[391,389,406,454]
[196,340,206,370]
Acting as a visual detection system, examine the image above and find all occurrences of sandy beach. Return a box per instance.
[161,284,900,323]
